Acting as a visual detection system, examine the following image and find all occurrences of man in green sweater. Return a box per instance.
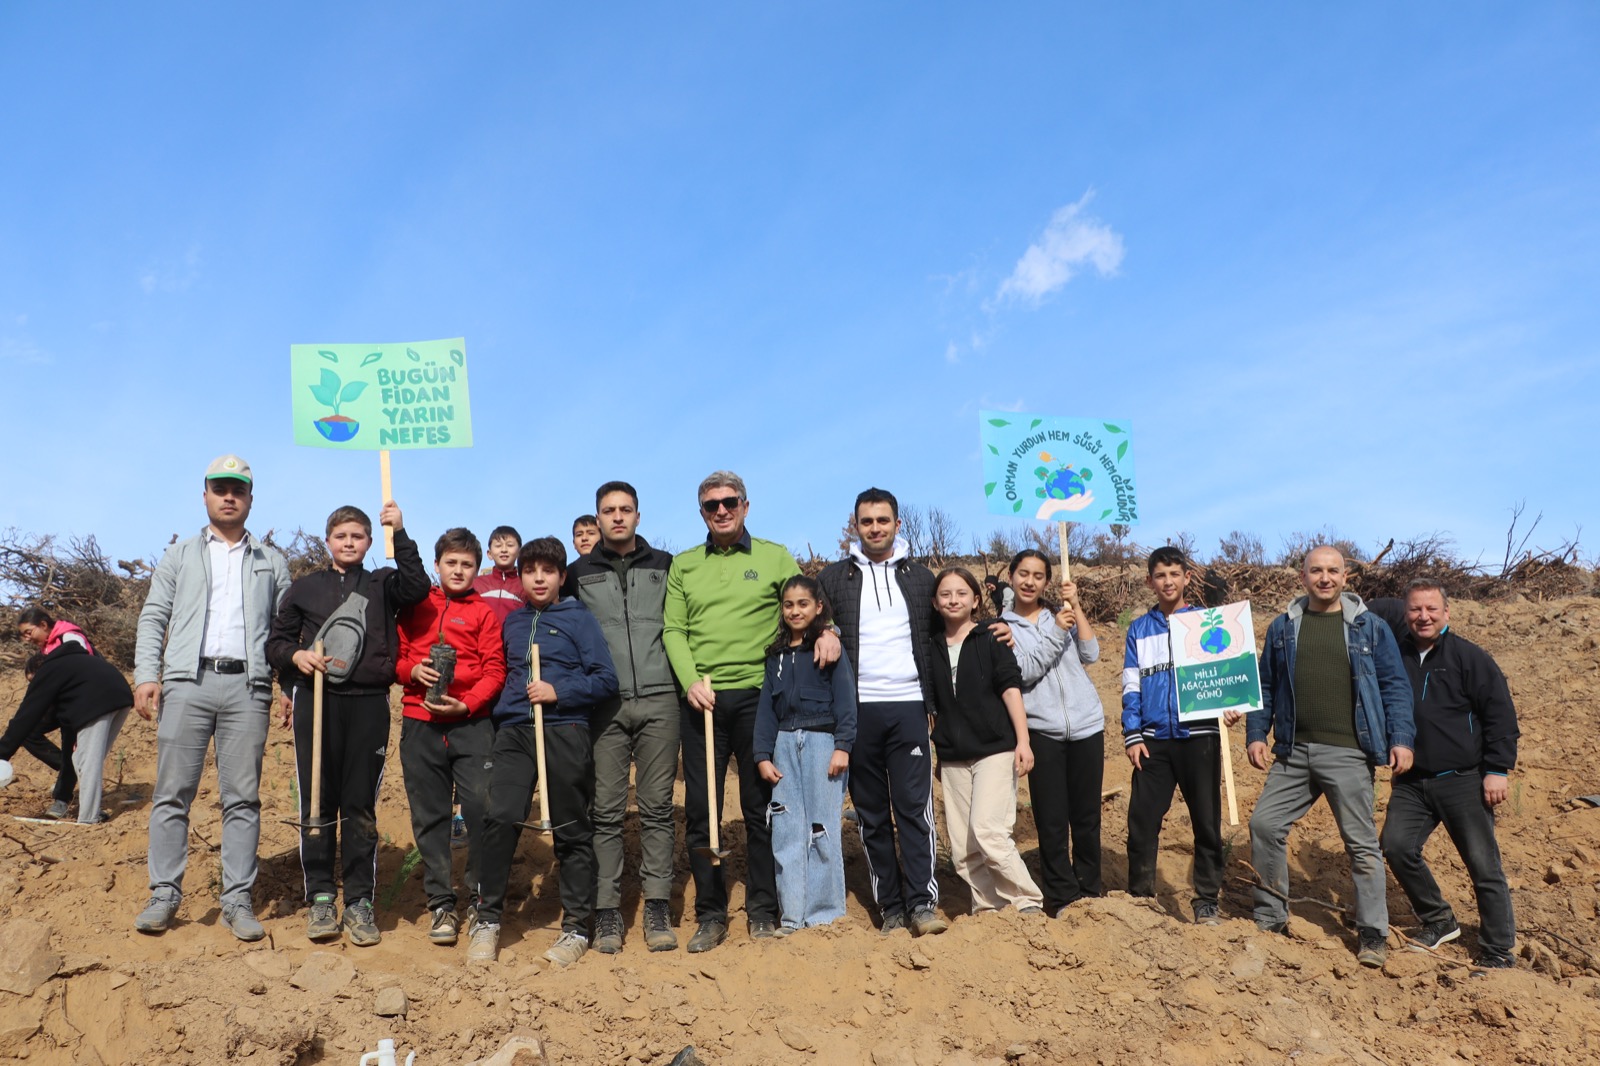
[664,470,839,952]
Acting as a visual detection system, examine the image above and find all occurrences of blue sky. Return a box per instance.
[2,4,1596,570]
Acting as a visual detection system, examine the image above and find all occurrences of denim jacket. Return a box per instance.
[1247,592,1415,765]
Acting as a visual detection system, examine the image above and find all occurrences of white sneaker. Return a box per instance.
[467,921,500,963]
[544,931,589,968]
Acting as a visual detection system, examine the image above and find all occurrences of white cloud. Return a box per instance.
[944,341,960,364]
[993,192,1124,307]
[0,336,49,365]
[139,244,202,294]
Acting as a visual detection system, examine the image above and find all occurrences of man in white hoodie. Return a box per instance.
[818,489,948,936]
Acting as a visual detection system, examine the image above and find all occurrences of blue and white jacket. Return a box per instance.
[1120,604,1216,747]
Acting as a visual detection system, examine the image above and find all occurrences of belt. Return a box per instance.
[200,657,247,674]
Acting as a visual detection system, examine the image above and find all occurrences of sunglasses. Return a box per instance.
[700,495,743,514]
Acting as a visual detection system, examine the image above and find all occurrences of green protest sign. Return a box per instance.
[1168,601,1263,720]
[290,337,472,450]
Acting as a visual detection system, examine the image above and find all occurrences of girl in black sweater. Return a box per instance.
[928,568,1043,915]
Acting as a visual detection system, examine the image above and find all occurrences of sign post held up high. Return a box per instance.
[290,337,472,557]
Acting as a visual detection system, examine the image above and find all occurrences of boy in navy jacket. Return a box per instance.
[469,537,618,968]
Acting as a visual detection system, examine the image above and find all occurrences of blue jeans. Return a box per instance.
[767,729,847,930]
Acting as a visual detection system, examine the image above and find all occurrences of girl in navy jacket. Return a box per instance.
[754,576,857,933]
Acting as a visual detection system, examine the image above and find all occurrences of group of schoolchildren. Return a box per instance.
[2,495,1516,974]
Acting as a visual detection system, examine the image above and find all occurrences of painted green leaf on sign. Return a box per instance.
[1099,508,1113,519]
[1103,422,1123,433]
[339,381,368,404]
[1029,419,1041,429]
[1034,466,1049,478]
[309,368,341,408]
[1117,440,1128,461]
[1013,499,1025,513]
[984,482,997,497]
[360,351,383,367]
[1035,488,1046,498]
[318,349,339,363]
[987,418,1010,427]
[406,347,421,363]
[1079,468,1093,481]
[449,348,465,367]
[986,444,999,455]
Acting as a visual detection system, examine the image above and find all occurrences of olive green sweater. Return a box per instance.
[662,531,800,692]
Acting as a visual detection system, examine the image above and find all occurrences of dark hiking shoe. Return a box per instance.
[1193,901,1222,926]
[306,894,340,941]
[594,908,625,954]
[341,899,381,947]
[748,917,777,939]
[643,899,678,952]
[1473,951,1515,972]
[1357,927,1388,968]
[909,906,948,937]
[1255,920,1289,935]
[879,910,908,936]
[687,920,727,953]
[429,907,460,945]
[1411,919,1461,951]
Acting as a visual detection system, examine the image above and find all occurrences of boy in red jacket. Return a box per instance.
[397,527,508,945]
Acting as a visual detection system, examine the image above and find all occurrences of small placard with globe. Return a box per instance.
[290,338,473,450]
[1169,601,1262,721]
[979,411,1138,524]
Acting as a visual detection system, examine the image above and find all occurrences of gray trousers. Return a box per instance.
[591,692,680,909]
[147,672,270,907]
[73,707,130,823]
[1249,742,1388,934]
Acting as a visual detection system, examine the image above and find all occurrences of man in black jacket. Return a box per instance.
[1380,580,1519,969]
[818,488,947,936]
[563,480,681,954]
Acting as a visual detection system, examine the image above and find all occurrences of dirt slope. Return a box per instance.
[2,594,1600,1065]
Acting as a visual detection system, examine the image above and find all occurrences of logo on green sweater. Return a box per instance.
[744,569,759,581]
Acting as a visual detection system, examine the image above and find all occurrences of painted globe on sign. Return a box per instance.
[1044,468,1087,500]
[315,416,359,443]
[1199,625,1232,655]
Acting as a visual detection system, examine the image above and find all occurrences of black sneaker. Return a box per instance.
[880,910,908,936]
[1356,927,1388,968]
[748,917,777,939]
[1473,951,1516,972]
[1193,901,1221,926]
[643,899,678,952]
[1411,919,1461,951]
[687,919,727,954]
[594,908,625,954]
[341,899,381,947]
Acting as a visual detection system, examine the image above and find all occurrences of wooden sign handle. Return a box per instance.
[1220,719,1239,826]
[1056,520,1072,582]
[309,640,325,834]
[379,450,395,560]
[701,675,719,854]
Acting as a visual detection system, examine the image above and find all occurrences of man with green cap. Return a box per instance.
[132,454,291,941]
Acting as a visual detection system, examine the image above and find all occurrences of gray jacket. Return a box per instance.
[1002,607,1104,742]
[134,528,291,689]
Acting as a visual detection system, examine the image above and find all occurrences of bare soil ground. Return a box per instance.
[3,593,1600,1065]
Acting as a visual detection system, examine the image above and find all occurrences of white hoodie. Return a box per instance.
[851,537,923,702]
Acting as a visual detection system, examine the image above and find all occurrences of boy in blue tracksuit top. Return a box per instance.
[470,537,618,968]
[1122,547,1230,924]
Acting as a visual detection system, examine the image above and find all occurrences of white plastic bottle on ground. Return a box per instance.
[359,1039,415,1065]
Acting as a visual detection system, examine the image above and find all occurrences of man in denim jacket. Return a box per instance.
[1245,546,1414,968]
